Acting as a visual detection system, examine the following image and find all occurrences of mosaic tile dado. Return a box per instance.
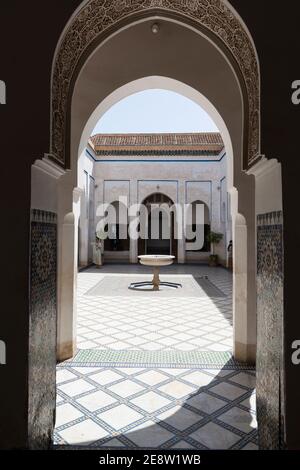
[256,211,284,450]
[63,349,255,370]
[28,209,57,449]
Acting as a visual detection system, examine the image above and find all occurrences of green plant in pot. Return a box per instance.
[207,231,223,267]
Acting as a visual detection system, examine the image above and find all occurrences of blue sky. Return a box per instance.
[93,89,219,134]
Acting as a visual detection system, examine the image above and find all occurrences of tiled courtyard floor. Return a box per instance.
[54,264,257,450]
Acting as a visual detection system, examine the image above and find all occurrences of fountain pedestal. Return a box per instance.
[129,255,182,291]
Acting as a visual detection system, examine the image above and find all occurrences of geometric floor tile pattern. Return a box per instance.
[68,349,254,369]
[86,274,227,298]
[54,366,257,449]
[76,265,233,353]
[54,265,257,450]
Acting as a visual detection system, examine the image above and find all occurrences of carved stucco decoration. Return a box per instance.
[51,0,260,168]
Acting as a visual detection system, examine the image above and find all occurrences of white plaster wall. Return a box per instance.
[77,152,95,266]
[104,180,130,204]
[78,152,94,189]
[94,160,224,201]
[186,181,212,210]
[137,180,178,205]
[31,158,65,213]
[92,154,229,263]
[253,159,283,214]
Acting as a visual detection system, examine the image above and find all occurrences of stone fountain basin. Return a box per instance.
[138,255,175,267]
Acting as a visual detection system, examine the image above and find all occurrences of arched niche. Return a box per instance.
[139,192,176,257]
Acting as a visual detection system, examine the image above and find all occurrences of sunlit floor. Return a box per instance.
[54,264,257,450]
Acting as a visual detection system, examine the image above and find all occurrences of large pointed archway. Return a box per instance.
[50,0,261,170]
[29,0,284,450]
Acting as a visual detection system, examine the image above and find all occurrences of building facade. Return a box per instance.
[2,0,297,450]
[78,133,232,267]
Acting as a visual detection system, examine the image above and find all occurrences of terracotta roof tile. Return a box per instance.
[89,133,224,155]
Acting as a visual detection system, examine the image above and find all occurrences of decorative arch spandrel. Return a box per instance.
[51,0,260,169]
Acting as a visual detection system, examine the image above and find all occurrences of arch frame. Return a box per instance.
[79,76,234,179]
[25,0,287,452]
[51,0,260,170]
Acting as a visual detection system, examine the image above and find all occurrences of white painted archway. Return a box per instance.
[26,0,285,450]
[51,10,259,364]
[61,74,251,364]
[78,76,234,190]
[34,9,262,367]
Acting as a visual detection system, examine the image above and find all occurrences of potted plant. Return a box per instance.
[207,231,223,267]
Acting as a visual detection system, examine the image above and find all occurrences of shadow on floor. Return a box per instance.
[53,361,257,451]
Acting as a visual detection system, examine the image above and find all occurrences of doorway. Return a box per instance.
[53,89,256,448]
[139,193,177,258]
[29,0,283,450]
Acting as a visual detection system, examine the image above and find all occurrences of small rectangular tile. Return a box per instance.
[55,403,83,428]
[191,422,241,449]
[58,379,96,397]
[131,391,171,413]
[58,419,109,445]
[77,390,117,412]
[209,382,247,401]
[108,380,145,398]
[98,404,143,430]
[218,407,257,433]
[158,380,196,399]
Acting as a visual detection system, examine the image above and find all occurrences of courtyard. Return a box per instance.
[0,0,292,453]
[54,265,257,450]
